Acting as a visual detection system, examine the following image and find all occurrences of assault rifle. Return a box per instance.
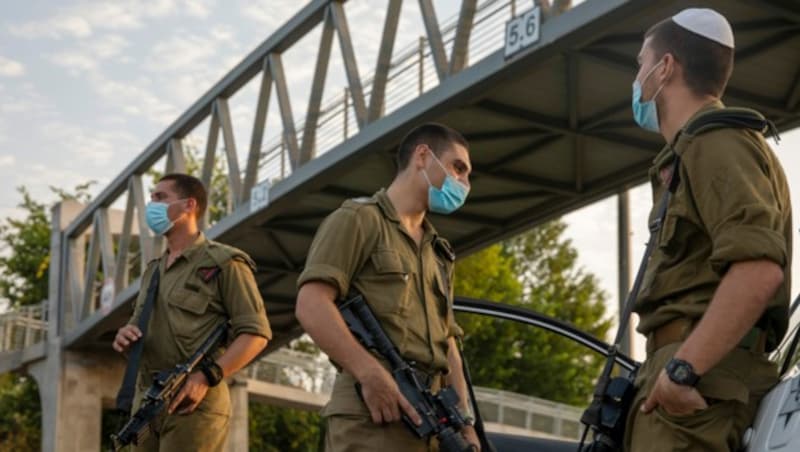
[339,294,476,452]
[111,322,228,451]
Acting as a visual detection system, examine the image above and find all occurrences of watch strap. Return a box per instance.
[199,359,224,387]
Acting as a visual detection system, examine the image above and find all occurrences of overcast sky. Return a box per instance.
[1,1,798,359]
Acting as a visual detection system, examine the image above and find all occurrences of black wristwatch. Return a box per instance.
[665,358,700,387]
[199,360,224,387]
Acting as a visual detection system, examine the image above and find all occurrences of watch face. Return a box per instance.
[667,359,698,386]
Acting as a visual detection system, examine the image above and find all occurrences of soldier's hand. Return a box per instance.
[168,372,210,415]
[112,325,142,353]
[462,425,481,451]
[641,370,708,416]
[358,364,422,426]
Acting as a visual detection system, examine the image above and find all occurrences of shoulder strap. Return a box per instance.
[116,267,161,413]
[204,241,255,271]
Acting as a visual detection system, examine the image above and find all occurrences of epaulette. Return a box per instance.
[204,241,256,272]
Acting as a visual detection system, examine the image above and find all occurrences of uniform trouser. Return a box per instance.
[323,371,444,452]
[324,415,438,452]
[131,383,231,452]
[624,342,778,452]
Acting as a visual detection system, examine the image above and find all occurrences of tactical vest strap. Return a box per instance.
[684,107,779,141]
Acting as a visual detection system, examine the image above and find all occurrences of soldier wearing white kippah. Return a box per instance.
[624,8,793,452]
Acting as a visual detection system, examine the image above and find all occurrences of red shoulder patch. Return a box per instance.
[197,266,221,283]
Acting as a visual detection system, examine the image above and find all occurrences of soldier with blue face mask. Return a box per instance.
[625,8,792,452]
[112,173,272,451]
[296,123,480,451]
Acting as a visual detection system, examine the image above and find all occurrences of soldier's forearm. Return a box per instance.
[295,282,384,381]
[674,259,782,375]
[216,333,268,378]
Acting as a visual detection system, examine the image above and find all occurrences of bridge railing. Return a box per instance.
[475,386,583,440]
[245,345,584,441]
[245,347,337,395]
[57,0,523,338]
[0,302,47,353]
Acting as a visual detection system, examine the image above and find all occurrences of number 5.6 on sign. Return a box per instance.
[504,6,541,59]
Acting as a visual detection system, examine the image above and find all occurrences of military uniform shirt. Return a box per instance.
[129,233,272,400]
[634,101,793,351]
[298,189,462,375]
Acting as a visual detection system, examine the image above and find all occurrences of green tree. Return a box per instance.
[0,373,41,451]
[0,183,93,451]
[455,220,611,406]
[249,403,322,452]
[0,184,93,308]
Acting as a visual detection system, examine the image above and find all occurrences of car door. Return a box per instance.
[454,296,639,452]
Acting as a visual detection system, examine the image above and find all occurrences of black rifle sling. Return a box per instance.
[580,154,681,442]
[433,240,495,451]
[613,155,681,348]
[116,267,161,412]
[457,341,497,452]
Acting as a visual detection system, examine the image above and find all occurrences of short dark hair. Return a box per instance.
[645,18,733,98]
[396,123,469,172]
[159,173,208,218]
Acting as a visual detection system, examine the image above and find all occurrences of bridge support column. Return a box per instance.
[225,375,249,452]
[28,349,125,452]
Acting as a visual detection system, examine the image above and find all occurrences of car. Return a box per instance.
[453,294,800,452]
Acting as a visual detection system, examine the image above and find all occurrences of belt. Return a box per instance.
[647,318,767,354]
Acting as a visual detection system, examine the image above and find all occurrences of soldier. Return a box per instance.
[295,123,480,451]
[625,8,793,451]
[112,173,272,451]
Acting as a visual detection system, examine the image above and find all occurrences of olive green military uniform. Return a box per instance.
[625,102,793,452]
[128,233,272,452]
[297,189,462,452]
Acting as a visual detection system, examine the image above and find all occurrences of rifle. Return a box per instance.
[339,294,477,452]
[111,322,228,451]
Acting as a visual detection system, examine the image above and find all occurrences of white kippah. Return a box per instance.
[672,8,734,48]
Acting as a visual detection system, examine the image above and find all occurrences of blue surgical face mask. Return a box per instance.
[422,151,469,214]
[632,60,665,132]
[145,200,184,235]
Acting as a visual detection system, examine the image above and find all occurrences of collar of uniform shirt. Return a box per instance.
[164,231,207,263]
[376,188,438,245]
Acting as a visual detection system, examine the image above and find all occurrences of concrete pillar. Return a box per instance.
[28,349,125,452]
[225,376,249,452]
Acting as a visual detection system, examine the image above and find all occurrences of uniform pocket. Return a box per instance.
[371,249,404,274]
[360,248,411,315]
[167,288,213,353]
[654,399,733,426]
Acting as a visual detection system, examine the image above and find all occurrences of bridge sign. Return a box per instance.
[504,6,541,59]
[250,180,272,213]
[100,278,115,315]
